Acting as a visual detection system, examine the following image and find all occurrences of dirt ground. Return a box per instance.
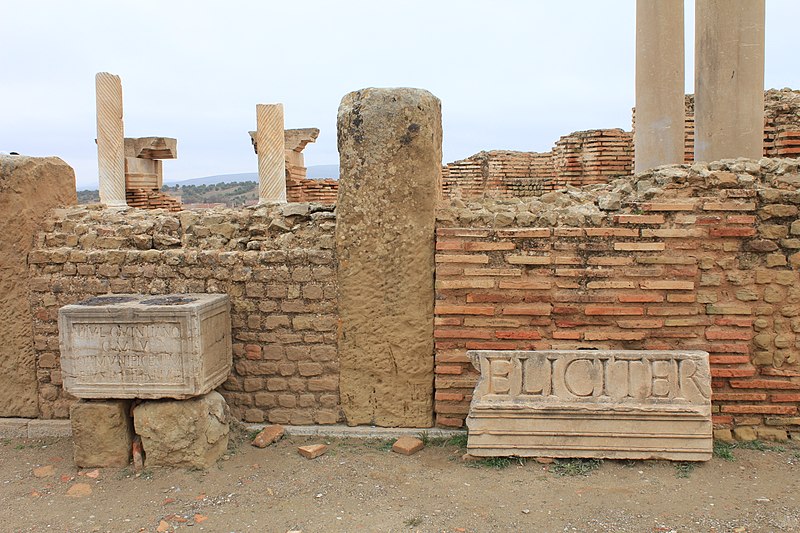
[1,428,799,533]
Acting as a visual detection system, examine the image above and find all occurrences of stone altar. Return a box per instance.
[466,350,712,461]
[58,294,231,399]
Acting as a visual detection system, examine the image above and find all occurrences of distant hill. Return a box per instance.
[164,165,339,187]
[76,165,340,206]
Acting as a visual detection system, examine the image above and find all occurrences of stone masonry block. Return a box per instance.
[133,391,230,469]
[70,399,133,467]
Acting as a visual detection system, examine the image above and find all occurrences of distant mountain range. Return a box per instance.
[163,164,339,187]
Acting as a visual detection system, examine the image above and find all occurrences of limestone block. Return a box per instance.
[336,88,442,427]
[0,155,76,417]
[466,350,713,461]
[58,294,232,399]
[70,399,133,467]
[133,391,230,469]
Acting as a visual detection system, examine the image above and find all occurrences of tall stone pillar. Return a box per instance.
[336,88,441,427]
[634,0,685,173]
[695,0,765,162]
[95,72,127,207]
[256,104,287,203]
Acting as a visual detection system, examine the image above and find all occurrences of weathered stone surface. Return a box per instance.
[251,424,284,448]
[58,294,231,399]
[391,436,424,455]
[466,350,712,461]
[70,399,133,467]
[0,155,76,417]
[336,87,441,427]
[133,391,230,469]
[297,444,327,459]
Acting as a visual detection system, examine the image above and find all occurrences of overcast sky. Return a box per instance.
[2,0,798,189]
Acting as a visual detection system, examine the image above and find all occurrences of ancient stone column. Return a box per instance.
[634,0,685,173]
[256,103,287,203]
[336,88,442,427]
[95,72,127,207]
[694,0,765,162]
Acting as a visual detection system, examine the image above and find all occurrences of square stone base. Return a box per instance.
[70,400,133,467]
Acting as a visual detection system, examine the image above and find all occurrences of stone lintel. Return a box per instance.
[124,137,178,160]
[248,128,320,155]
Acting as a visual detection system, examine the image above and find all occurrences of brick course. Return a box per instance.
[434,158,800,435]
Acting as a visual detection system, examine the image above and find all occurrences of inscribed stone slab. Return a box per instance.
[466,350,712,461]
[58,294,231,399]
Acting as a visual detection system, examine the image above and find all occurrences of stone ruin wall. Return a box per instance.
[434,158,800,441]
[444,89,800,200]
[20,156,800,441]
[0,156,77,418]
[28,203,341,425]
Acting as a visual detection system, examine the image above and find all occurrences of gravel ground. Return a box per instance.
[1,428,799,533]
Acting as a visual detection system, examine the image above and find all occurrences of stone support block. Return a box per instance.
[70,399,133,467]
[133,391,230,469]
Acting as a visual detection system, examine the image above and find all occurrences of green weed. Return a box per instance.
[713,440,735,461]
[550,458,602,477]
[674,462,695,478]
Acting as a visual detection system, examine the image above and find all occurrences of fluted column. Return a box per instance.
[634,0,685,173]
[256,103,286,203]
[95,72,127,207]
[695,0,765,162]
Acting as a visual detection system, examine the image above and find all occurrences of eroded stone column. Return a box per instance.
[634,0,685,172]
[256,103,287,203]
[695,0,765,162]
[95,72,127,207]
[336,88,441,427]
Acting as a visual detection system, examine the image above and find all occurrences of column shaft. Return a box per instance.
[256,104,287,203]
[634,0,685,173]
[695,0,765,162]
[95,73,126,207]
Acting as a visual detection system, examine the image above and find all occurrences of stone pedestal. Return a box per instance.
[58,294,231,399]
[95,72,127,207]
[694,0,765,162]
[256,103,287,203]
[466,350,713,461]
[70,399,134,467]
[336,88,442,427]
[634,0,685,172]
[133,391,230,469]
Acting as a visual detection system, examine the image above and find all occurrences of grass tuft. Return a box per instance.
[674,461,695,478]
[550,458,602,477]
[713,440,735,461]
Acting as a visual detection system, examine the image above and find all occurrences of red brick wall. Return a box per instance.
[434,159,800,440]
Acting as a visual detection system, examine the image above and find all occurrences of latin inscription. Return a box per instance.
[474,351,711,404]
[69,321,185,384]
